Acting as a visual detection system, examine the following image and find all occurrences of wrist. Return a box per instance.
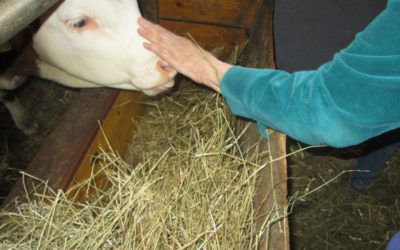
[203,57,233,93]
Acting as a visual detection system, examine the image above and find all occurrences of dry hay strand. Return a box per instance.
[0,80,273,249]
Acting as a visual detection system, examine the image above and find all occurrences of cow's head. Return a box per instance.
[33,0,176,95]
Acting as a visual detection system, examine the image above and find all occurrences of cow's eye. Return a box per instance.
[67,17,89,28]
[65,16,98,31]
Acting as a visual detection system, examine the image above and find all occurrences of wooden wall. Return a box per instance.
[158,0,263,59]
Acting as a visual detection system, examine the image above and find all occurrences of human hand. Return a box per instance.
[137,17,232,93]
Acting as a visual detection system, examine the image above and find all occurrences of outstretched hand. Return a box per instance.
[137,17,232,93]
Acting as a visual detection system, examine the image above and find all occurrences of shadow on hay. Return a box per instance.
[286,132,400,249]
[0,79,78,203]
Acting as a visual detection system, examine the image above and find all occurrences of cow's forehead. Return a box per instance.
[59,0,139,10]
[55,0,141,22]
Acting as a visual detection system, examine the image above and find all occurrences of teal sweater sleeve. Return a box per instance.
[220,0,400,148]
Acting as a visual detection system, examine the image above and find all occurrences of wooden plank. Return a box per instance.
[160,20,248,59]
[1,89,147,209]
[159,0,262,28]
[238,0,290,249]
[259,129,289,249]
[241,0,275,68]
[2,88,118,208]
[67,90,147,202]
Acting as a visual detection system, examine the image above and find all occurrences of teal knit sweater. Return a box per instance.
[221,0,400,147]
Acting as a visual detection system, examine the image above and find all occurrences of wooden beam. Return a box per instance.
[239,0,290,249]
[159,0,262,28]
[2,89,147,209]
[2,88,117,208]
[66,90,147,202]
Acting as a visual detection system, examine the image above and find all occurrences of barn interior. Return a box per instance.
[0,0,399,249]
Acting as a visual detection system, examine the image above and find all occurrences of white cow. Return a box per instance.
[0,0,176,134]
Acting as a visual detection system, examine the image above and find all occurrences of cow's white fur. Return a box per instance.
[34,0,176,95]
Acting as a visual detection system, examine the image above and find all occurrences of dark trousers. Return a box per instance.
[351,141,399,190]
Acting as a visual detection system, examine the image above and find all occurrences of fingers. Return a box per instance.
[137,17,159,35]
[137,17,151,27]
[138,20,168,58]
[137,18,161,46]
[138,17,162,33]
[143,41,173,67]
[138,19,177,59]
[137,22,157,44]
[142,42,160,56]
[138,17,176,44]
[138,18,186,63]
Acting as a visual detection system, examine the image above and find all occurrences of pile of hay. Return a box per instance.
[0,80,270,248]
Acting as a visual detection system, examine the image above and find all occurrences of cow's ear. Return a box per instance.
[66,16,99,32]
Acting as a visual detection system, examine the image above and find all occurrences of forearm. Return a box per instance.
[220,1,400,147]
[221,60,400,148]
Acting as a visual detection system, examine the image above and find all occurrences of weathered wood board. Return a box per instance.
[158,0,263,59]
[242,0,290,248]
[66,90,147,202]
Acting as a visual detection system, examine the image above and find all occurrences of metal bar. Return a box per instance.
[0,0,61,45]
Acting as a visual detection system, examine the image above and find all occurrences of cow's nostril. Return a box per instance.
[160,64,172,72]
[158,60,175,73]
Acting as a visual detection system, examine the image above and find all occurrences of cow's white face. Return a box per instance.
[33,0,176,95]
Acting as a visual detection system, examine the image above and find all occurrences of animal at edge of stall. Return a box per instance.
[0,0,177,135]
